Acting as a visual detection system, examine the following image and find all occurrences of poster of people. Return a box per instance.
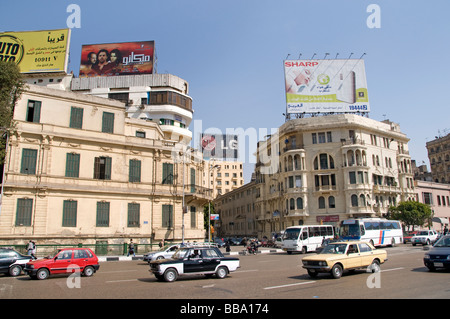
[79,41,155,77]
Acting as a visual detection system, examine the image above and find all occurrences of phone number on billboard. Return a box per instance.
[348,105,368,111]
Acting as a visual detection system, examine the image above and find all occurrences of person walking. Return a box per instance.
[27,240,37,259]
[127,239,136,257]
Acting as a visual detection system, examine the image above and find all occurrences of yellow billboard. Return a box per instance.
[0,29,70,73]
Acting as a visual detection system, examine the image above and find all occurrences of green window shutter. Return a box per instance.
[104,157,112,180]
[69,107,83,129]
[65,153,80,177]
[190,168,196,193]
[127,203,140,227]
[96,202,110,227]
[20,149,38,175]
[102,112,115,133]
[162,204,173,228]
[129,159,141,182]
[190,206,196,228]
[162,163,173,184]
[62,200,77,227]
[16,198,33,226]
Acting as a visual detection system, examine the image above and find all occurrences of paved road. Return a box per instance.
[1,245,448,301]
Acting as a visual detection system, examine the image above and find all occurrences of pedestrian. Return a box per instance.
[159,240,163,248]
[127,239,136,257]
[27,240,36,259]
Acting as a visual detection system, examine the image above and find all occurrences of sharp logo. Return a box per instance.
[285,61,319,67]
[0,35,24,64]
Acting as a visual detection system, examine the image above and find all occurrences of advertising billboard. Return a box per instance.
[284,59,370,114]
[0,29,70,73]
[79,41,155,77]
[200,134,239,160]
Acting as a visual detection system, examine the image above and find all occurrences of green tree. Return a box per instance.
[203,202,216,240]
[388,201,433,231]
[0,61,26,164]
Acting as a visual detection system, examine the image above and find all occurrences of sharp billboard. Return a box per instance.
[79,41,155,77]
[284,59,370,114]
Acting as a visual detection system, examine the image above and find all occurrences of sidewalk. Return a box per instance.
[98,245,284,262]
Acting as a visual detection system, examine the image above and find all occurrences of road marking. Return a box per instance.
[381,267,404,272]
[202,284,215,288]
[264,281,316,290]
[106,279,138,283]
[236,269,259,273]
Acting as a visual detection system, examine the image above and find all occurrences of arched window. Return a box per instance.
[318,196,325,209]
[351,194,358,207]
[328,196,335,208]
[290,198,295,210]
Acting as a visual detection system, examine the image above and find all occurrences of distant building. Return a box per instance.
[414,180,450,230]
[426,133,450,184]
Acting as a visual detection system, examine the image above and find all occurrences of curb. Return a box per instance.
[98,248,284,262]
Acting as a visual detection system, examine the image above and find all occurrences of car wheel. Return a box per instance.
[9,265,22,277]
[369,260,381,273]
[156,256,164,260]
[216,266,228,279]
[330,264,343,279]
[163,268,178,282]
[36,268,49,280]
[307,269,318,278]
[83,266,95,277]
[301,246,307,254]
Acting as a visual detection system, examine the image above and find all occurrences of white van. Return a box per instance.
[282,225,334,254]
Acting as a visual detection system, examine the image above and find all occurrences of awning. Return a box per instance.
[432,217,449,225]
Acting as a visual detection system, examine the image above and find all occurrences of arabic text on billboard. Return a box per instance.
[79,41,154,77]
[0,29,70,73]
[284,59,370,114]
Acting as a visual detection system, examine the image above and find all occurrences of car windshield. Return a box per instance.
[320,244,348,254]
[433,236,450,247]
[283,229,300,240]
[171,248,190,259]
[416,231,429,236]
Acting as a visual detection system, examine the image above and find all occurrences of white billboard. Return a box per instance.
[284,59,370,114]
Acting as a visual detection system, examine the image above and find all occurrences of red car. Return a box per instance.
[24,248,100,280]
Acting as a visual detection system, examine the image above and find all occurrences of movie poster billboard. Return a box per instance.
[79,41,155,77]
[200,134,239,160]
[0,29,70,73]
[284,59,370,114]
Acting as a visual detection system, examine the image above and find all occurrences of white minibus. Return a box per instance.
[282,225,334,254]
[339,218,403,247]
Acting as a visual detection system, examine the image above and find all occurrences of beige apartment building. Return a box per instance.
[426,133,450,184]
[215,114,416,239]
[0,84,212,247]
[204,160,244,198]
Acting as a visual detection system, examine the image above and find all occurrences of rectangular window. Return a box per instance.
[318,132,326,144]
[423,192,433,205]
[190,168,196,193]
[162,163,173,184]
[127,203,140,227]
[69,107,84,129]
[162,204,173,228]
[62,200,77,227]
[136,131,146,138]
[20,149,38,175]
[26,100,41,123]
[94,156,112,180]
[16,198,33,226]
[96,202,110,227]
[190,206,196,228]
[312,133,317,144]
[349,172,356,184]
[65,153,80,178]
[102,112,115,133]
[129,159,141,183]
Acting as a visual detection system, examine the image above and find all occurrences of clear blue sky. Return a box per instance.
[2,0,449,183]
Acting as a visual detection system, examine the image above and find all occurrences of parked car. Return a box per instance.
[0,248,33,277]
[423,235,450,271]
[143,244,180,263]
[214,238,225,248]
[403,231,418,244]
[149,245,240,282]
[412,230,439,246]
[302,241,387,279]
[24,248,99,280]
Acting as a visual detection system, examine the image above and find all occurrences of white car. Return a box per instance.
[143,244,180,263]
[412,230,439,246]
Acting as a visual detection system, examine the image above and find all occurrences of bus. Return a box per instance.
[282,225,335,254]
[339,218,403,247]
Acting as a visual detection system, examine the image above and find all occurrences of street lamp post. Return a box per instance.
[208,164,220,243]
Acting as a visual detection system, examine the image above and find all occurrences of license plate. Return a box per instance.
[434,262,444,267]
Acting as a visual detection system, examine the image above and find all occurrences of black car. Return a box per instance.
[0,248,33,276]
[424,235,450,271]
[149,245,240,282]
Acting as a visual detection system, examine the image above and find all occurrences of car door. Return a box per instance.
[358,243,375,267]
[183,249,204,273]
[73,249,89,272]
[51,250,73,274]
[0,250,12,273]
[344,244,361,269]
[201,249,221,272]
